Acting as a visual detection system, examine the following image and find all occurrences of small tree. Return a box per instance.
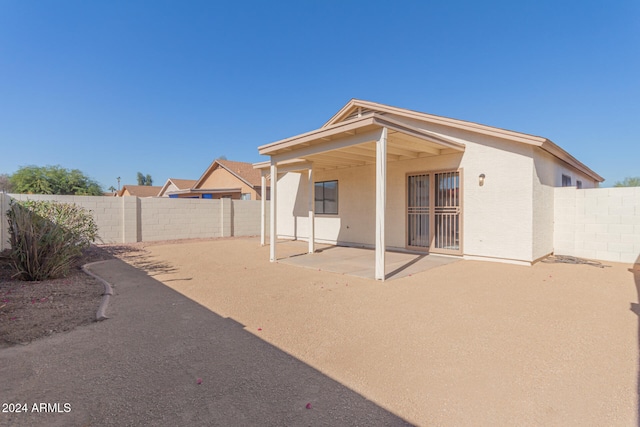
[614,177,640,187]
[7,200,99,281]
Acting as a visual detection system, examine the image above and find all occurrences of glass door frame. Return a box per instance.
[405,168,463,255]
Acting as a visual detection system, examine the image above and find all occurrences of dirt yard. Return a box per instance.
[127,237,640,426]
[0,245,147,348]
[0,249,106,348]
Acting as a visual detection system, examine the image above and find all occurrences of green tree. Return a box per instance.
[108,186,116,192]
[613,177,640,187]
[10,165,103,196]
[137,172,153,186]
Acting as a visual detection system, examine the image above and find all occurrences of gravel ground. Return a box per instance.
[2,237,638,426]
[140,237,640,426]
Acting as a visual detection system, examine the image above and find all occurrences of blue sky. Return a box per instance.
[1,0,638,190]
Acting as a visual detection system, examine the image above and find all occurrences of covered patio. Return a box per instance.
[255,110,465,280]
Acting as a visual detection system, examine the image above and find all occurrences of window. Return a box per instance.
[314,180,338,214]
[241,193,251,200]
[576,180,582,189]
[562,174,572,187]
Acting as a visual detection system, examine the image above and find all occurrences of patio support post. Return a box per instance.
[269,162,278,262]
[308,166,315,254]
[260,172,267,246]
[375,127,388,280]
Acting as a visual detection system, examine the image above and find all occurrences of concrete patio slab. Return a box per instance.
[276,240,459,280]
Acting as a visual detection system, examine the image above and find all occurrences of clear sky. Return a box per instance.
[1,0,638,190]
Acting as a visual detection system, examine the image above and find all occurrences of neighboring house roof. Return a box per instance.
[169,178,197,188]
[258,99,603,183]
[157,178,197,197]
[118,185,163,197]
[194,159,267,189]
[163,188,242,196]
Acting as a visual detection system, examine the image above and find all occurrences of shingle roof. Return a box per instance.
[216,160,264,187]
[119,185,163,197]
[169,179,197,190]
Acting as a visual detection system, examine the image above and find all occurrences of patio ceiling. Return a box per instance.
[257,113,466,171]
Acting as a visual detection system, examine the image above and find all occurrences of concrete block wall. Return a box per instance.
[139,197,223,242]
[0,193,9,251]
[1,194,270,248]
[5,194,124,244]
[554,187,640,264]
[232,200,269,237]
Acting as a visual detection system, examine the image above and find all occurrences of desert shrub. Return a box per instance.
[6,200,99,281]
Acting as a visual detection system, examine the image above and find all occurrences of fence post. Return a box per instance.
[220,198,232,237]
[122,196,141,243]
[0,193,7,251]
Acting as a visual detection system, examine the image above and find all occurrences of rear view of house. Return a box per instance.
[255,99,603,279]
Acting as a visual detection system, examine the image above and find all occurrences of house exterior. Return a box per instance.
[169,159,269,200]
[157,178,197,197]
[117,185,163,197]
[254,99,603,280]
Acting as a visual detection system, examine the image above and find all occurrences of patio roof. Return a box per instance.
[256,117,452,281]
[257,113,465,171]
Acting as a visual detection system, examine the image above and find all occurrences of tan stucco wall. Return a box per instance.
[199,167,260,200]
[161,182,179,197]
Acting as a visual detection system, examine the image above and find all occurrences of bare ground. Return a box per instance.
[132,237,640,426]
[0,239,213,349]
[0,245,146,348]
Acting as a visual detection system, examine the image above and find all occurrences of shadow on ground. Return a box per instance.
[0,257,412,427]
[632,254,640,426]
[90,244,179,277]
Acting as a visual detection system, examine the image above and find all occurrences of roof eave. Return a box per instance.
[259,114,465,157]
[323,99,549,147]
[540,139,604,182]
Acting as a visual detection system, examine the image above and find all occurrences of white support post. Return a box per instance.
[308,166,315,254]
[375,127,388,280]
[260,173,267,246]
[269,162,278,262]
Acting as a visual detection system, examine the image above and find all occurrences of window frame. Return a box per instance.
[561,174,572,187]
[314,180,338,215]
